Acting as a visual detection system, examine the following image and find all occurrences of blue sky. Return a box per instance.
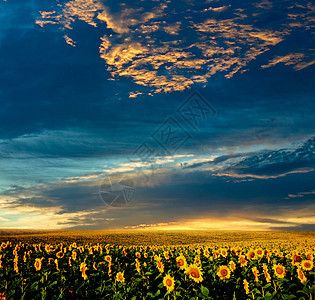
[0,0,314,230]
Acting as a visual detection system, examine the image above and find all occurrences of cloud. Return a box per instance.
[34,0,314,94]
[203,6,231,13]
[254,0,273,10]
[285,190,315,199]
[212,137,315,179]
[63,34,76,47]
[262,53,315,71]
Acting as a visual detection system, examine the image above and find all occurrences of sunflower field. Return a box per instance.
[0,236,314,299]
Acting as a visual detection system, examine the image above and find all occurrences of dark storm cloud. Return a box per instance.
[214,137,315,178]
[269,224,315,231]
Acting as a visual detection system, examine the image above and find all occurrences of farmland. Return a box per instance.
[0,230,314,299]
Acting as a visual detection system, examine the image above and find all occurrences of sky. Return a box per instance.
[0,0,314,230]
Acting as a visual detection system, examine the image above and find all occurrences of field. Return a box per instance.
[0,230,314,299]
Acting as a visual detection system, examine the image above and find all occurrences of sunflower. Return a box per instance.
[105,255,112,263]
[262,264,271,283]
[231,248,237,257]
[135,252,141,258]
[56,251,64,259]
[255,248,264,258]
[176,254,187,270]
[301,260,313,271]
[0,293,6,300]
[72,251,77,261]
[292,254,302,265]
[273,264,286,279]
[194,255,201,266]
[164,251,170,260]
[217,265,231,280]
[220,248,228,258]
[45,245,52,253]
[243,279,250,295]
[135,258,141,273]
[239,255,248,267]
[108,264,112,276]
[93,262,97,271]
[163,274,175,293]
[247,249,256,260]
[154,254,161,261]
[203,248,210,258]
[305,252,313,261]
[55,259,59,271]
[156,259,164,274]
[34,258,43,271]
[297,268,307,283]
[116,271,125,283]
[80,262,88,280]
[229,261,236,272]
[252,267,259,282]
[213,251,219,259]
[144,252,148,258]
[185,264,203,283]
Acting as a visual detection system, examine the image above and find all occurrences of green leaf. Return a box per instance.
[47,281,58,289]
[201,285,209,297]
[158,283,164,289]
[30,281,38,290]
[264,292,272,300]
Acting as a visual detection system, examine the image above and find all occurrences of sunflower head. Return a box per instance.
[105,255,112,263]
[301,260,313,271]
[116,271,125,283]
[273,264,286,279]
[34,258,43,271]
[255,248,264,257]
[247,249,256,260]
[239,255,247,267]
[176,254,187,270]
[229,261,236,272]
[220,248,228,257]
[163,274,175,293]
[204,248,210,258]
[243,279,250,294]
[297,268,307,283]
[156,259,164,273]
[217,265,231,280]
[185,264,204,283]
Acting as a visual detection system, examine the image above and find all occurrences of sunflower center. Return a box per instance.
[191,269,199,278]
[221,269,227,276]
[166,279,172,286]
[276,267,283,274]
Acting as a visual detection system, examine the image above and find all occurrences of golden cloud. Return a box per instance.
[36,0,314,94]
